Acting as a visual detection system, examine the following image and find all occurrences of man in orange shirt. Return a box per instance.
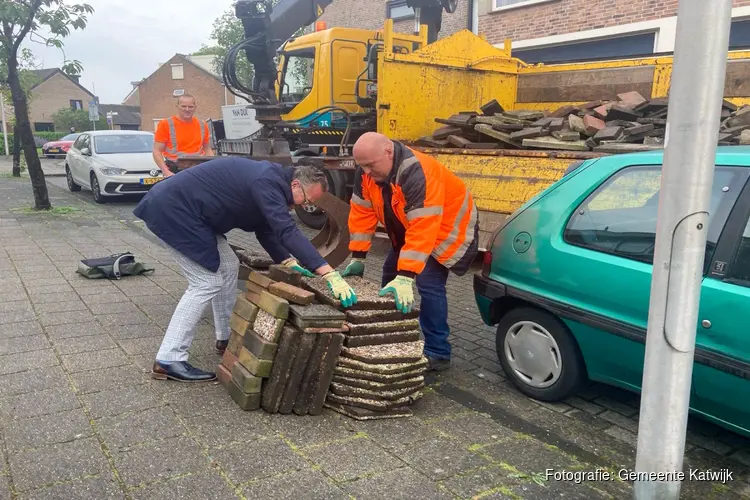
[153,94,214,177]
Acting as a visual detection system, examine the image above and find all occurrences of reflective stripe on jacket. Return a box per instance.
[349,142,479,275]
[164,117,208,160]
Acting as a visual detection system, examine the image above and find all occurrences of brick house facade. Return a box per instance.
[320,0,472,39]
[27,69,95,132]
[133,54,238,131]
[319,0,750,63]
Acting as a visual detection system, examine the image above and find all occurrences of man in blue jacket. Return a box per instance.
[133,156,357,382]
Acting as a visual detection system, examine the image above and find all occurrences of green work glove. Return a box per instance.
[324,271,357,308]
[379,276,415,314]
[281,258,315,278]
[341,258,365,277]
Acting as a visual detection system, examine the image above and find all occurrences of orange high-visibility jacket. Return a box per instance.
[349,142,479,276]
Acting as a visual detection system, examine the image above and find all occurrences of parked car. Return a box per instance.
[474,147,750,437]
[65,130,160,203]
[42,133,80,158]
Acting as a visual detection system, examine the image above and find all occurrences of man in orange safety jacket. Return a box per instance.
[341,132,479,371]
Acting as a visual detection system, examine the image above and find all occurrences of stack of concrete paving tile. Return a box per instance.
[217,266,346,416]
[300,275,427,420]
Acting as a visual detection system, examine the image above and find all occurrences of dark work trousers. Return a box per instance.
[381,248,451,360]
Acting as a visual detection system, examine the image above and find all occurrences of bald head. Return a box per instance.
[353,132,394,182]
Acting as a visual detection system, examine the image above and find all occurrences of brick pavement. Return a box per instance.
[0,176,748,499]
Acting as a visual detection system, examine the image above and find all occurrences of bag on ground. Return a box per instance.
[77,252,154,280]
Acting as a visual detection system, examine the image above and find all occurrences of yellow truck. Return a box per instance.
[218,1,750,249]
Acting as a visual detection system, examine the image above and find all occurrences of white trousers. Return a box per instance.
[156,235,239,362]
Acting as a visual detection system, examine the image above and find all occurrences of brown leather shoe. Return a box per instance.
[215,340,228,355]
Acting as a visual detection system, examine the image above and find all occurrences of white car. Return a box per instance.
[65,130,163,203]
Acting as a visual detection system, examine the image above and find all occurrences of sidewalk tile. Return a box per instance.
[243,469,348,500]
[0,310,37,325]
[0,335,50,356]
[397,437,490,480]
[117,337,163,356]
[81,384,161,419]
[412,392,472,422]
[52,334,118,355]
[130,294,178,307]
[33,300,88,314]
[87,302,142,316]
[29,291,80,304]
[303,438,403,482]
[9,437,108,492]
[481,437,580,475]
[98,406,183,448]
[162,384,236,417]
[346,467,453,500]
[429,413,514,446]
[61,348,130,373]
[38,310,96,327]
[211,437,307,484]
[351,416,440,451]
[270,412,359,449]
[3,408,93,452]
[70,365,146,394]
[96,311,153,327]
[0,387,80,421]
[183,409,273,448]
[81,292,129,305]
[0,349,58,376]
[45,321,107,339]
[26,285,76,297]
[129,471,238,500]
[16,475,124,500]
[111,436,209,487]
[0,321,42,340]
[0,301,31,313]
[0,366,67,398]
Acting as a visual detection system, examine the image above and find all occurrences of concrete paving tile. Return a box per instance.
[51,334,118,355]
[162,384,236,417]
[70,364,147,394]
[81,384,162,419]
[243,469,348,500]
[0,310,37,325]
[184,409,273,449]
[69,282,118,297]
[38,310,97,327]
[346,467,454,500]
[428,413,515,446]
[211,437,308,484]
[61,347,130,373]
[26,285,76,297]
[88,302,143,316]
[113,281,169,297]
[17,475,125,500]
[0,349,58,376]
[28,291,80,304]
[397,436,491,480]
[0,475,9,500]
[0,387,80,421]
[303,437,403,482]
[33,300,88,314]
[44,321,107,339]
[268,411,359,449]
[412,391,471,422]
[603,425,638,447]
[347,415,441,451]
[0,335,50,355]
[111,436,209,487]
[98,406,184,449]
[9,437,109,492]
[481,436,580,475]
[96,311,154,327]
[439,464,518,499]
[22,278,69,289]
[0,300,31,313]
[2,408,93,452]
[130,294,178,307]
[129,471,238,500]
[0,366,67,398]
[80,292,129,305]
[117,336,164,356]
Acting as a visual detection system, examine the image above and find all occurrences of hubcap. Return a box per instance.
[504,320,562,389]
[92,177,100,199]
[66,169,73,188]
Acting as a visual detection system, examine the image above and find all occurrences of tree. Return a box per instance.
[0,47,39,176]
[52,107,105,132]
[0,0,94,210]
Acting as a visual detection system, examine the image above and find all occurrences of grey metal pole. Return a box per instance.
[1,93,9,157]
[634,1,733,499]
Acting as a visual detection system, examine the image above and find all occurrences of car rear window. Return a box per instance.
[564,165,749,266]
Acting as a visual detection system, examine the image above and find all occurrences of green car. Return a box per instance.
[474,146,750,438]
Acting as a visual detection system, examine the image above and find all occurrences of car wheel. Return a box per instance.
[66,165,81,192]
[495,307,586,402]
[90,173,106,204]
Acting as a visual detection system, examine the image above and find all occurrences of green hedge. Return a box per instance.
[0,132,67,155]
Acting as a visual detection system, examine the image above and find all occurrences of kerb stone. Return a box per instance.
[227,332,244,356]
[233,295,259,322]
[217,364,232,386]
[268,282,315,305]
[238,347,273,377]
[221,349,239,371]
[243,329,279,360]
[231,362,263,394]
[253,290,289,320]
[228,380,261,411]
[268,265,303,286]
[248,271,275,289]
[230,313,252,336]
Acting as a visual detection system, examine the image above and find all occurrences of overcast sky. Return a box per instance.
[22,0,236,104]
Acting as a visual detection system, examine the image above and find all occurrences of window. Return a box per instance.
[564,166,748,266]
[514,32,656,64]
[173,89,185,97]
[34,122,54,132]
[94,134,153,154]
[387,0,414,20]
[72,135,86,149]
[171,64,184,80]
[730,19,750,49]
[70,100,83,110]
[279,49,315,104]
[494,0,556,10]
[730,218,750,282]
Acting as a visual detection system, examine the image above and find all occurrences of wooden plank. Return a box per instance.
[517,66,656,103]
[724,60,750,98]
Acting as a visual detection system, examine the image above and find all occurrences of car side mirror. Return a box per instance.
[81,147,91,156]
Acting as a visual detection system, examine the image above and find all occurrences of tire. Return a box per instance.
[495,306,586,402]
[66,165,81,192]
[90,173,106,204]
[293,158,347,230]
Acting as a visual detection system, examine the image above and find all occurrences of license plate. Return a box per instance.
[140,177,161,185]
[48,148,59,153]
